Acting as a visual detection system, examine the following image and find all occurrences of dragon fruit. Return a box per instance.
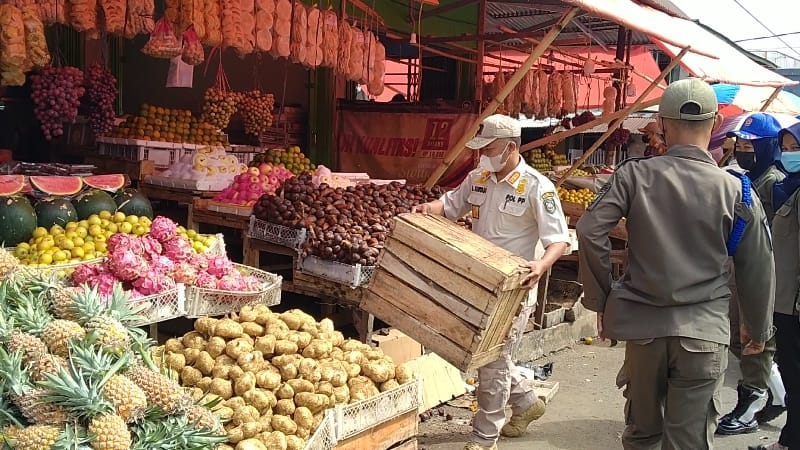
[72,264,101,285]
[150,255,175,275]
[94,271,118,297]
[189,253,209,271]
[150,216,178,243]
[105,249,148,281]
[173,263,199,284]
[133,270,177,296]
[107,233,144,254]
[141,236,163,260]
[241,275,264,291]
[216,274,244,291]
[163,237,194,263]
[195,272,218,289]
[207,255,235,278]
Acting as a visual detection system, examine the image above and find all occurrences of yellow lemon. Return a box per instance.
[72,237,85,247]
[139,217,151,227]
[82,242,96,253]
[99,210,112,220]
[113,212,126,223]
[37,241,53,252]
[78,220,89,229]
[52,251,68,262]
[119,222,133,234]
[59,239,74,251]
[76,227,88,239]
[95,242,107,253]
[192,241,205,253]
[88,225,103,237]
[70,247,85,259]
[125,215,139,225]
[584,337,594,345]
[132,224,147,236]
[14,247,28,258]
[38,253,53,265]
[87,214,101,225]
[186,229,198,239]
[105,223,118,234]
[83,253,96,260]
[32,227,48,239]
[176,226,186,234]
[65,223,78,232]
[100,219,110,228]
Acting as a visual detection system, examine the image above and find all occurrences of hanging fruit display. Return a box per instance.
[31,66,85,141]
[239,90,275,136]
[84,64,119,136]
[201,87,238,131]
[0,4,28,87]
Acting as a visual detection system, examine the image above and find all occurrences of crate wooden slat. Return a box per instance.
[362,213,530,371]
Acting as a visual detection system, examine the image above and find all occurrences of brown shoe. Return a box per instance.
[500,398,546,437]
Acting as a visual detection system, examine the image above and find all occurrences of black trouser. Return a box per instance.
[775,313,800,449]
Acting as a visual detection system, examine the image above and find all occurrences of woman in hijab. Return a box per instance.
[750,121,800,450]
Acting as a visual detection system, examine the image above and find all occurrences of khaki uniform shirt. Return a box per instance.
[773,190,800,315]
[576,145,776,345]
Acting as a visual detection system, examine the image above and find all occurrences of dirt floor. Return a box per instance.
[418,342,784,450]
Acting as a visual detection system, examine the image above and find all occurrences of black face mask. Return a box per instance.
[735,151,756,171]
[641,135,649,144]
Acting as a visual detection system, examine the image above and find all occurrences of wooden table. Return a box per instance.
[138,183,220,230]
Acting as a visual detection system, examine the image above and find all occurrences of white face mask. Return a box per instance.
[479,143,511,172]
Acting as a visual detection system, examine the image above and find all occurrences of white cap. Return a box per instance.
[466,114,522,150]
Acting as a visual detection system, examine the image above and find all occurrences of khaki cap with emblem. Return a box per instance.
[466,114,522,149]
[659,78,718,121]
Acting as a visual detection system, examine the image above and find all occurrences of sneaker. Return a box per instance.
[748,443,788,450]
[755,383,786,424]
[716,385,767,435]
[500,398,546,438]
[464,443,498,450]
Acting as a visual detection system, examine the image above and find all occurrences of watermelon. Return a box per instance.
[0,196,37,246]
[72,190,118,220]
[0,175,26,196]
[83,174,127,192]
[30,176,83,196]
[114,189,154,219]
[35,198,79,228]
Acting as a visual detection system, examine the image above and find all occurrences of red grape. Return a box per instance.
[30,66,85,140]
[84,64,118,136]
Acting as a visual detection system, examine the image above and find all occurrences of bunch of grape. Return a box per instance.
[606,127,632,148]
[84,64,118,136]
[239,90,275,136]
[30,66,85,140]
[571,110,596,127]
[200,87,238,130]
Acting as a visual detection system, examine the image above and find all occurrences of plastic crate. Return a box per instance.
[304,409,337,450]
[248,216,307,251]
[297,255,375,288]
[202,233,227,257]
[184,265,282,318]
[128,285,186,327]
[334,378,422,441]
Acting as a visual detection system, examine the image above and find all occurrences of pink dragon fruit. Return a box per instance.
[150,255,175,275]
[141,236,163,260]
[128,289,146,300]
[105,249,148,281]
[162,237,193,263]
[216,274,243,291]
[133,270,177,296]
[150,216,178,243]
[83,269,117,298]
[72,264,101,286]
[206,255,235,279]
[189,253,209,271]
[241,275,264,291]
[173,263,199,284]
[194,272,218,289]
[107,233,144,255]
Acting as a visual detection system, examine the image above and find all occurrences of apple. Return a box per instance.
[248,167,261,177]
[268,176,278,186]
[249,175,260,184]
[258,163,272,175]
[248,183,261,192]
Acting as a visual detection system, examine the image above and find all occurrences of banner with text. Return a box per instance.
[336,110,478,187]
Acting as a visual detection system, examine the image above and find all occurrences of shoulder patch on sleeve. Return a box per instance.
[541,191,557,214]
[587,181,612,211]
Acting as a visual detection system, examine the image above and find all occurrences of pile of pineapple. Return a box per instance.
[0,263,226,450]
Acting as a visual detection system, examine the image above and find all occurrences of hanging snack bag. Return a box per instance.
[182,26,205,65]
[142,17,182,58]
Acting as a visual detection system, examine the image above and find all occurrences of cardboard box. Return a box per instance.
[372,329,422,365]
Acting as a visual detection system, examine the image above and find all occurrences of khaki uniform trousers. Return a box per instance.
[471,288,539,447]
[618,336,728,450]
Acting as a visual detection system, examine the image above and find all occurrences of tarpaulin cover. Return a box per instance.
[713,84,800,117]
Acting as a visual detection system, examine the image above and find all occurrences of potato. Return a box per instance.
[258,412,273,432]
[256,370,282,390]
[183,347,201,365]
[195,317,219,336]
[333,385,350,403]
[274,398,296,416]
[194,351,215,375]
[210,378,233,399]
[274,340,299,356]
[380,379,400,392]
[330,348,344,361]
[315,381,334,397]
[165,338,184,354]
[227,426,244,443]
[242,421,261,438]
[300,322,319,338]
[341,339,368,352]
[262,430,287,450]
[236,438,267,450]
[214,318,244,339]
[181,366,203,386]
[218,445,235,450]
[279,364,298,381]
[312,413,323,430]
[226,338,255,360]
[271,415,297,435]
[318,318,335,333]
[345,362,361,379]
[302,340,332,359]
[362,359,395,384]
[279,310,315,331]
[215,406,235,420]
[197,377,213,391]
[265,320,290,340]
[235,372,257,396]
[182,331,206,350]
[225,396,247,410]
[295,392,329,413]
[239,306,259,323]
[364,349,385,361]
[344,351,364,365]
[212,364,231,380]
[326,331,345,347]
[296,332,313,349]
[207,336,228,358]
[232,405,261,426]
[238,351,266,373]
[255,335,276,355]
[165,352,186,371]
[285,435,304,450]
[295,427,310,439]
[190,387,204,401]
[244,388,277,412]
[228,366,245,381]
[293,406,313,430]
[395,363,413,385]
[276,383,295,400]
[348,376,380,401]
[242,322,265,338]
[287,379,314,394]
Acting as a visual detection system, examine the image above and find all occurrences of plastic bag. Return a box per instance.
[142,17,182,59]
[166,56,194,88]
[181,25,205,65]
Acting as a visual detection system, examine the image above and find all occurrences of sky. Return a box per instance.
[671,0,800,63]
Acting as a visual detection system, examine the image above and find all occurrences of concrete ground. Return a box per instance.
[419,342,784,450]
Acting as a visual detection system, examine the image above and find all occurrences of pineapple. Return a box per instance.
[88,414,131,450]
[49,286,82,321]
[130,411,226,450]
[0,250,20,281]
[69,286,142,355]
[42,319,86,358]
[0,347,67,425]
[185,404,223,434]
[125,365,189,415]
[12,424,61,449]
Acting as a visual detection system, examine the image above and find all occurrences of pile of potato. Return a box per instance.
[159,305,413,450]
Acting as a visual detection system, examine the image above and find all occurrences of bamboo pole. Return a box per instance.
[718,86,784,167]
[475,0,486,102]
[555,47,689,187]
[423,7,579,188]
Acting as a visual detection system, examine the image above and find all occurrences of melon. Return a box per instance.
[0,175,26,196]
[83,174,127,192]
[30,176,83,196]
[114,189,154,219]
[0,196,37,246]
[72,190,118,220]
[35,198,79,228]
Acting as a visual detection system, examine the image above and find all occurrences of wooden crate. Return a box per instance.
[362,213,529,372]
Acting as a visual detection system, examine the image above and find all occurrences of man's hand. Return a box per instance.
[740,321,766,355]
[412,203,432,214]
[519,260,546,288]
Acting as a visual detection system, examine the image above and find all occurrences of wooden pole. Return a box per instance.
[423,7,579,188]
[760,86,783,112]
[475,0,486,102]
[554,47,689,187]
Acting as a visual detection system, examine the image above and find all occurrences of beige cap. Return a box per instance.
[659,78,718,121]
[466,114,522,150]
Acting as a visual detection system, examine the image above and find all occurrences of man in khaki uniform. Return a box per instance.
[576,78,776,449]
[415,114,570,450]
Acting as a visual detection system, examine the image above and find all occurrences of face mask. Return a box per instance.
[479,143,511,172]
[781,152,800,173]
[734,151,756,171]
